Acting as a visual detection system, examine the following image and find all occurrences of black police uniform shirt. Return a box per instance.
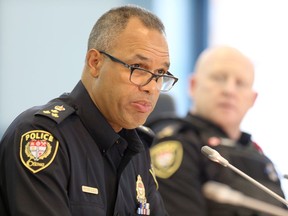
[149,113,286,216]
[0,81,168,216]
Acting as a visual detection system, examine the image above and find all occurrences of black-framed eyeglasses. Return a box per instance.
[99,51,178,92]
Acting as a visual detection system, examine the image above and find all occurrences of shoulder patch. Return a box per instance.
[150,140,183,179]
[35,102,75,124]
[20,130,59,173]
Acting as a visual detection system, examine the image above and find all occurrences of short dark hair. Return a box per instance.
[87,5,166,51]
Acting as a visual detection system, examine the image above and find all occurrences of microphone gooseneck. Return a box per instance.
[201,145,288,206]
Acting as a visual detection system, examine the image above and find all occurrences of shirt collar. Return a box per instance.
[119,129,145,153]
[186,112,251,146]
[67,81,144,153]
[68,81,119,152]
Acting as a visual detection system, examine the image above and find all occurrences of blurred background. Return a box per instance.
[1,0,288,195]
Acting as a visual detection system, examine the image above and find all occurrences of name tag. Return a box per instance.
[82,185,99,195]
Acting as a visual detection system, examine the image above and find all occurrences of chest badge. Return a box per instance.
[20,130,59,173]
[136,175,150,215]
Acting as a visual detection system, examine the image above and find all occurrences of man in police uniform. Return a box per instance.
[149,46,286,216]
[0,5,178,216]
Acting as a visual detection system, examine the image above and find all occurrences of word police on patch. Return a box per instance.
[20,130,59,173]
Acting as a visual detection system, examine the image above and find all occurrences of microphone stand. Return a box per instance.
[227,162,288,206]
[201,145,288,206]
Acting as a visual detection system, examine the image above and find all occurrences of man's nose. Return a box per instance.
[222,80,237,93]
[139,79,159,94]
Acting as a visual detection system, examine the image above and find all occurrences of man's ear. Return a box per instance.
[189,73,197,97]
[250,91,258,108]
[86,49,102,78]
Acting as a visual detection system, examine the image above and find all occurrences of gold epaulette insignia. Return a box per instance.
[20,130,59,173]
[150,140,183,179]
[156,126,175,139]
[35,102,75,124]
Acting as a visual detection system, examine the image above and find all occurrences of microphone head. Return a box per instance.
[201,146,229,166]
[201,145,215,157]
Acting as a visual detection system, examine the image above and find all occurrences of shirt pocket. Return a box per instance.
[70,200,105,216]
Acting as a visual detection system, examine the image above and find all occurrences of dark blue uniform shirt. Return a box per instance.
[0,81,168,216]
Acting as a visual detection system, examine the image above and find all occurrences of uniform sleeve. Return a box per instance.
[150,135,208,216]
[0,122,71,216]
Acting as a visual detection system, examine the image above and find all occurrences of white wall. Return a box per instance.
[209,0,288,197]
[0,0,152,133]
[152,0,194,116]
[0,0,121,133]
[0,0,192,135]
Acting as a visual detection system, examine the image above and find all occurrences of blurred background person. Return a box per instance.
[149,45,286,216]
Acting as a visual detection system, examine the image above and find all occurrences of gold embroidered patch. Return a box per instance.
[150,140,183,179]
[20,130,59,173]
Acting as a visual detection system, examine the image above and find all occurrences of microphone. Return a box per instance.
[203,181,288,216]
[201,145,288,206]
[201,145,229,166]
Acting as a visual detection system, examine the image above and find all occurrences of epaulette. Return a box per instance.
[35,102,75,124]
[136,125,155,147]
[155,124,181,139]
[147,117,197,139]
[252,141,264,154]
